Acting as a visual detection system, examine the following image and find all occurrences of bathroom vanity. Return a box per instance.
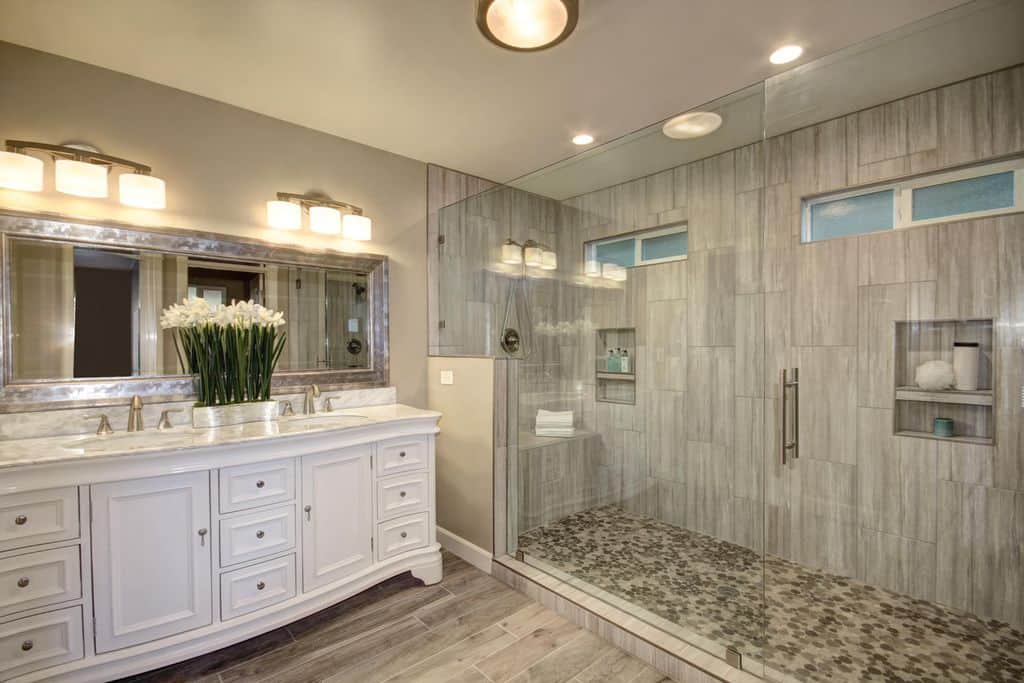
[0,404,441,682]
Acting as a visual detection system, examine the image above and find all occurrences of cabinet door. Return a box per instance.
[91,471,212,653]
[301,446,373,591]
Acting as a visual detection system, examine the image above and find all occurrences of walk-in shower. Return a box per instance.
[432,2,1024,680]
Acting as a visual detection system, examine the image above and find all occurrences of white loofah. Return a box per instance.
[915,360,955,391]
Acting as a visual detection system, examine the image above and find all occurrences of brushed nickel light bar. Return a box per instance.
[266,191,372,240]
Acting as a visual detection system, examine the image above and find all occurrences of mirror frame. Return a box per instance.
[0,211,389,412]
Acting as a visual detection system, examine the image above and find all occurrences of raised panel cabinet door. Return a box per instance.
[301,445,373,591]
[91,471,212,653]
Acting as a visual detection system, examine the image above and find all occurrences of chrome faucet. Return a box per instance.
[127,395,144,432]
[304,385,320,415]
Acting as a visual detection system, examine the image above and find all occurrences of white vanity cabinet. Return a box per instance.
[90,472,213,653]
[301,445,374,591]
[0,406,441,682]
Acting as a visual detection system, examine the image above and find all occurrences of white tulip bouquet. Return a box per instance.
[160,298,287,407]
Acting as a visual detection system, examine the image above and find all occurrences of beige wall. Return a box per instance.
[427,356,494,552]
[0,41,428,406]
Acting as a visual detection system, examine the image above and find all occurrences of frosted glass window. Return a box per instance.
[641,231,688,261]
[912,171,1014,221]
[595,238,635,267]
[808,189,894,242]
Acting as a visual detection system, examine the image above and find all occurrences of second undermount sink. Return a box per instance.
[281,412,371,430]
[63,430,195,453]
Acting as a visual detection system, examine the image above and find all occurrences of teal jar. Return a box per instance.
[933,417,954,438]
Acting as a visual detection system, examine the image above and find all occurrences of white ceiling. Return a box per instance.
[0,0,968,182]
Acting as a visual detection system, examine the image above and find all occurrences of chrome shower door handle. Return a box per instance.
[780,368,799,465]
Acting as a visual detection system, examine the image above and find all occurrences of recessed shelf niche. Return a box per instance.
[893,318,994,444]
[596,328,635,405]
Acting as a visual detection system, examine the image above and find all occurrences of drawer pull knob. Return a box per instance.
[198,528,208,546]
[257,581,266,591]
[21,639,33,652]
[304,505,312,521]
[399,451,407,458]
[14,514,27,526]
[256,530,265,539]
[400,491,407,498]
[256,480,266,488]
[400,531,408,538]
[17,577,30,588]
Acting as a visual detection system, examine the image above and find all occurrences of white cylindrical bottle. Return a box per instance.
[953,342,980,390]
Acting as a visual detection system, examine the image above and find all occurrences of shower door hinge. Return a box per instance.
[438,234,446,245]
[726,647,743,670]
[438,320,446,330]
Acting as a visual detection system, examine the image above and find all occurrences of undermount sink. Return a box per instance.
[281,413,370,430]
[63,430,195,453]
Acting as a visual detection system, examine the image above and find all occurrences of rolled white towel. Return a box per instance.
[535,428,576,437]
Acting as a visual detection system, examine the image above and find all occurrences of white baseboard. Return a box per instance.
[437,526,492,574]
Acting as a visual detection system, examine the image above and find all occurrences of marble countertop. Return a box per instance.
[0,403,441,470]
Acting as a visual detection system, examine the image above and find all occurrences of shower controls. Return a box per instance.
[780,368,799,465]
[501,328,521,354]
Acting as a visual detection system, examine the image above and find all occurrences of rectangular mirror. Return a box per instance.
[1,213,387,408]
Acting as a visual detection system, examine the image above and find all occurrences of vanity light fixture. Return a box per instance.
[477,0,579,51]
[584,259,601,277]
[523,241,544,267]
[662,111,723,139]
[769,44,803,65]
[501,238,556,270]
[602,262,627,282]
[501,238,524,264]
[540,249,558,270]
[266,191,372,240]
[3,140,166,207]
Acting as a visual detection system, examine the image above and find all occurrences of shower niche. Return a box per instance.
[596,327,635,405]
[893,318,994,444]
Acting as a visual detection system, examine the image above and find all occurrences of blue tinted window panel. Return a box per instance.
[595,239,635,267]
[912,171,1015,221]
[641,231,688,261]
[809,189,894,241]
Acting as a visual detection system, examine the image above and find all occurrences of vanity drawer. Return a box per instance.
[0,487,79,553]
[219,459,296,513]
[377,436,429,476]
[220,504,296,567]
[0,547,81,618]
[376,514,429,561]
[376,472,429,521]
[220,555,296,621]
[0,605,84,679]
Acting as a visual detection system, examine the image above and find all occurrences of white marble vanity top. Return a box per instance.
[0,403,440,470]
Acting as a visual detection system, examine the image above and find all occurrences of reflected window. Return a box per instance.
[585,223,688,271]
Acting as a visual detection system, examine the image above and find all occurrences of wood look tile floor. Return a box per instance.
[115,552,670,683]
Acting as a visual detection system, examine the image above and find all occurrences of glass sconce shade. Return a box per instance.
[266,200,302,230]
[342,213,372,241]
[524,244,543,267]
[584,259,601,277]
[0,151,44,191]
[55,159,108,198]
[501,239,523,264]
[540,249,557,270]
[119,173,166,209]
[309,205,342,234]
[602,263,627,281]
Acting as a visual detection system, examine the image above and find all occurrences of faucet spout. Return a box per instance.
[304,384,321,415]
[127,395,144,432]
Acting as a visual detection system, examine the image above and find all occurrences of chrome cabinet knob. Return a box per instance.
[304,505,312,521]
[198,528,208,546]
[400,532,408,539]
[17,577,29,588]
[14,514,27,526]
[256,480,266,488]
[256,581,266,591]
[21,640,33,652]
[256,530,265,539]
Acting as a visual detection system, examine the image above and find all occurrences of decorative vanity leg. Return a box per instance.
[411,551,444,585]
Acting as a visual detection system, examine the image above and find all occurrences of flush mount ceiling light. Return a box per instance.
[769,44,804,65]
[3,139,166,207]
[662,111,723,139]
[572,133,594,146]
[477,0,579,51]
[267,191,372,241]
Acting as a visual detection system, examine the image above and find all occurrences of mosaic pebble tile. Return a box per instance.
[518,505,1024,682]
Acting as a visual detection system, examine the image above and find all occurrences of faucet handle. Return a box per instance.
[84,414,114,436]
[280,400,295,417]
[312,384,321,397]
[324,397,335,412]
[158,409,184,431]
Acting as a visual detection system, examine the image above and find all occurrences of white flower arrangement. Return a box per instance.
[161,298,287,407]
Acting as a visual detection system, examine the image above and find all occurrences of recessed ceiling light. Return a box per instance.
[572,133,594,145]
[662,111,723,139]
[477,0,579,52]
[769,44,803,65]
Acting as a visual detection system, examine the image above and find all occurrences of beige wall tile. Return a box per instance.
[858,283,907,408]
[992,64,1024,155]
[687,248,736,347]
[798,347,857,465]
[685,347,734,447]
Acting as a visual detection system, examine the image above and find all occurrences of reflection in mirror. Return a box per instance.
[7,237,371,382]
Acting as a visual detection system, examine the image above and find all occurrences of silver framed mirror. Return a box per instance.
[0,211,389,412]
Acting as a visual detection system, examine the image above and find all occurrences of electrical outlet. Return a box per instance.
[440,370,454,385]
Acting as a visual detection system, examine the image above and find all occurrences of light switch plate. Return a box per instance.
[440,370,454,385]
